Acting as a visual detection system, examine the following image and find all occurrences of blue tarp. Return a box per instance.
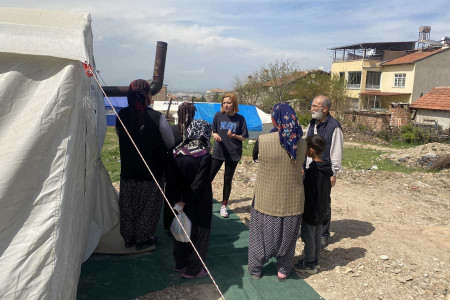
[194,103,263,131]
[103,98,264,131]
[104,97,128,109]
[104,97,127,126]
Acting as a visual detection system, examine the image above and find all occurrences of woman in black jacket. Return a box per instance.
[171,119,213,278]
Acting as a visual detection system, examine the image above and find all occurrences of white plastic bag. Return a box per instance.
[170,210,192,242]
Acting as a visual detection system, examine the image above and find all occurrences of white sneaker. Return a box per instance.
[220,205,229,218]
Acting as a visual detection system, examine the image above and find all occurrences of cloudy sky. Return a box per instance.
[2,1,449,92]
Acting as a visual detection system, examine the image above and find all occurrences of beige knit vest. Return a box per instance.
[253,132,306,217]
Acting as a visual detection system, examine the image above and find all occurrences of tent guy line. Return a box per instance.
[87,63,226,300]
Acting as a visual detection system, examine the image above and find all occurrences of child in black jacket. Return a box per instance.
[294,134,334,274]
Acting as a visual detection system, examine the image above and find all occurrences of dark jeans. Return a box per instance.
[210,158,239,206]
[321,195,332,239]
[301,221,322,263]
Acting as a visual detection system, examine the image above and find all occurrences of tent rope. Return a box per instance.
[88,65,226,300]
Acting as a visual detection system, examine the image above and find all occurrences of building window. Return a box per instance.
[347,71,361,89]
[394,73,406,87]
[339,72,345,78]
[366,71,381,89]
[367,95,381,109]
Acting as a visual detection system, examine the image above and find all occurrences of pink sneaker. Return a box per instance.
[181,268,208,279]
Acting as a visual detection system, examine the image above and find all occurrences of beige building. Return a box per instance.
[330,42,450,110]
[330,41,415,110]
[205,88,227,102]
[151,84,168,102]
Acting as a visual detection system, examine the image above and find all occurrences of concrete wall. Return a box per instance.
[414,109,450,131]
[380,64,415,102]
[412,49,450,102]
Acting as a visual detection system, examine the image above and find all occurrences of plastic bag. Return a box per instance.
[170,211,192,242]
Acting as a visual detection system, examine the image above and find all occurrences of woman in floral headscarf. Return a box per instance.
[170,119,213,279]
[248,103,306,281]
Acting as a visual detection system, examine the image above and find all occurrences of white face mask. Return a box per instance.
[311,110,323,120]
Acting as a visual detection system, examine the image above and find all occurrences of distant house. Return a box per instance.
[410,86,450,131]
[330,34,450,111]
[330,41,416,110]
[151,84,168,102]
[379,48,450,107]
[205,88,227,102]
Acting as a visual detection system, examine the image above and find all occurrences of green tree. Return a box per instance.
[233,73,265,106]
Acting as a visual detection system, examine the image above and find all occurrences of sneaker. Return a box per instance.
[220,205,229,218]
[181,268,208,279]
[294,259,317,274]
[313,259,321,270]
[277,272,288,282]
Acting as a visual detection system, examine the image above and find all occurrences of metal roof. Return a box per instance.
[329,41,416,50]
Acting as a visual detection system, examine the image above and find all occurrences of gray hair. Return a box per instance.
[315,95,332,109]
[323,98,332,109]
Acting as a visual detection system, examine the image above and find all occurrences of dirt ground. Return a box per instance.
[140,143,450,300]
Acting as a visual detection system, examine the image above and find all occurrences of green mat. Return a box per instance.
[77,202,322,299]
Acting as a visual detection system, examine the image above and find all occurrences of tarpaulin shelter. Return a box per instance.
[104,97,128,126]
[104,100,273,134]
[193,102,272,131]
[0,7,118,299]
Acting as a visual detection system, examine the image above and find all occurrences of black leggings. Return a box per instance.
[210,158,239,206]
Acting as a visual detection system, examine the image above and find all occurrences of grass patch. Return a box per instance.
[102,127,427,179]
[242,139,255,157]
[101,128,256,183]
[343,146,423,173]
[101,127,121,183]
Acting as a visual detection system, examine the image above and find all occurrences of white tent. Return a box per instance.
[0,8,118,299]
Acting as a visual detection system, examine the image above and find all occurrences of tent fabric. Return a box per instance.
[0,8,94,63]
[0,8,118,300]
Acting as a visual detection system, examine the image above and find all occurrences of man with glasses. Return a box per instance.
[305,95,343,249]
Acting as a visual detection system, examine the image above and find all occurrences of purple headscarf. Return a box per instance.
[270,103,303,160]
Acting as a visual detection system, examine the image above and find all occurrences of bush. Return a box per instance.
[297,111,311,127]
[399,124,431,144]
[376,129,393,142]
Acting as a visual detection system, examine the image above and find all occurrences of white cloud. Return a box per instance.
[181,67,206,74]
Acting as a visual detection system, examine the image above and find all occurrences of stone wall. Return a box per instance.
[389,104,411,128]
[333,111,391,131]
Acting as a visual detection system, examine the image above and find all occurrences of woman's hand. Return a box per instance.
[213,132,222,142]
[174,202,185,213]
[227,130,236,138]
[228,130,246,141]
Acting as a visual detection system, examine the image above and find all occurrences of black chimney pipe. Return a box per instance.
[102,41,168,97]
[150,41,167,96]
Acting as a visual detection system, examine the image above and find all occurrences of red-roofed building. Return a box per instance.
[330,39,450,110]
[379,47,450,107]
[410,86,450,131]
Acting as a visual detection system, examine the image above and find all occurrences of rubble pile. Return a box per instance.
[381,143,450,169]
[341,124,389,145]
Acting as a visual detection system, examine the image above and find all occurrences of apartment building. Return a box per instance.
[330,36,450,111]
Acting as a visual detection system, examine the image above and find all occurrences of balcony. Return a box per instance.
[365,84,380,90]
[333,54,384,63]
[347,83,361,89]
